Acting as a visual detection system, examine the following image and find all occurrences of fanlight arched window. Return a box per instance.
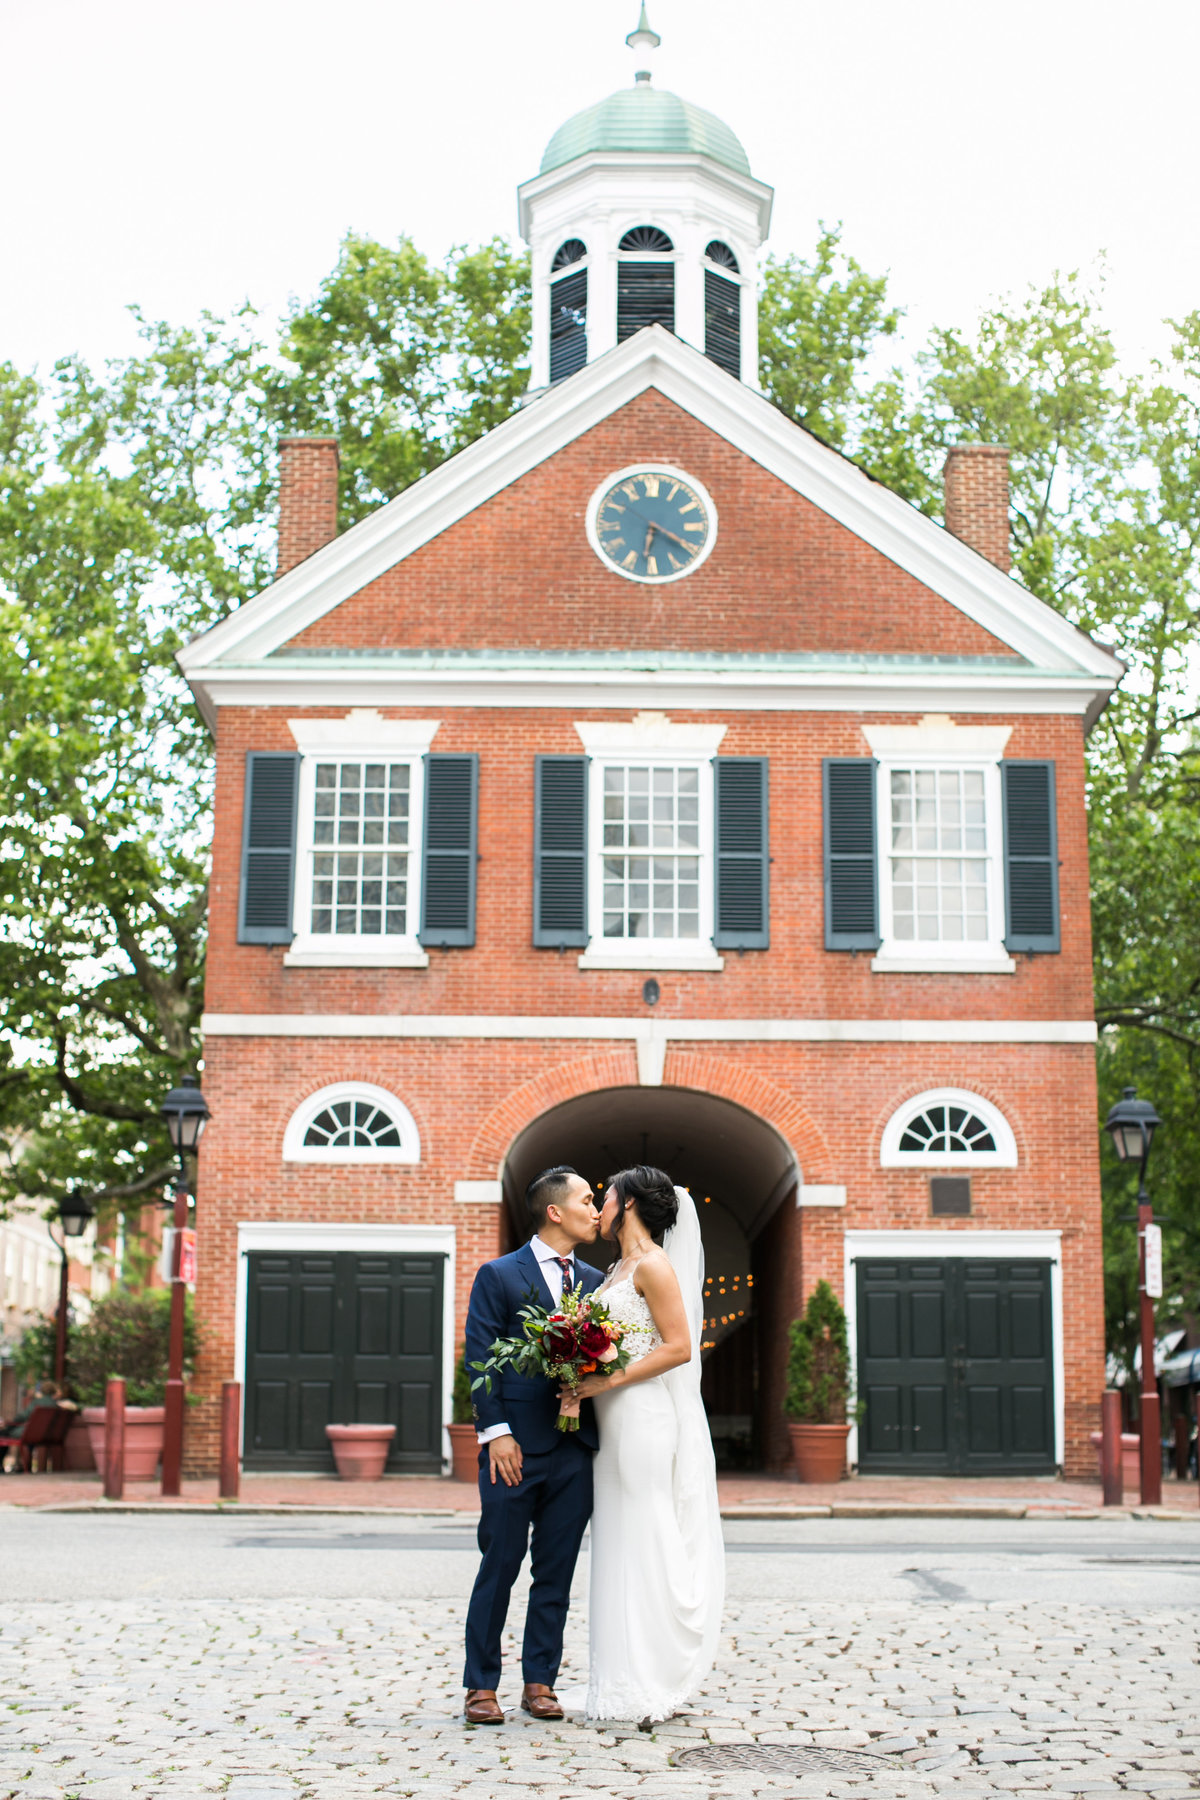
[283,1083,420,1164]
[880,1088,1017,1167]
[549,240,588,383]
[618,225,675,342]
[703,241,741,378]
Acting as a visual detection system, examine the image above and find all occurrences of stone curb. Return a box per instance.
[9,1498,1196,1519]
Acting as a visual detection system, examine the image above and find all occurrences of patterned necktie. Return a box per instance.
[555,1255,574,1295]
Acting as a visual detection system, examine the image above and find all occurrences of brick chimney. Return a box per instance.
[943,444,1011,574]
[277,436,340,576]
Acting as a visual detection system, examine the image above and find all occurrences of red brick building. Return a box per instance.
[179,40,1121,1480]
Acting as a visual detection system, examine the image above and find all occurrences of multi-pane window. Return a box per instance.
[899,1103,997,1155]
[602,765,700,939]
[311,761,411,937]
[303,1098,403,1150]
[889,767,988,942]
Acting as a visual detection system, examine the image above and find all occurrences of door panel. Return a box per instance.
[245,1251,444,1471]
[858,1258,1055,1474]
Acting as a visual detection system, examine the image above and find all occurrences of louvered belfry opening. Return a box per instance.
[617,224,675,342]
[549,239,588,383]
[704,241,741,378]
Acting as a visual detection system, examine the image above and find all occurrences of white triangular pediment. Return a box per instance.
[178,326,1122,688]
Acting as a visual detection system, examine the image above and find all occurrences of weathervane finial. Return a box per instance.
[626,3,661,83]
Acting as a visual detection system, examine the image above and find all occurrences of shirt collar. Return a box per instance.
[531,1235,573,1266]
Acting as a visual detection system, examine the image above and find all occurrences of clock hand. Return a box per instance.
[650,522,697,554]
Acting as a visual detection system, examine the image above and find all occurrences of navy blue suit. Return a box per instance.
[462,1242,604,1692]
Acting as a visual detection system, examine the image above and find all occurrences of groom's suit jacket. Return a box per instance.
[465,1243,605,1455]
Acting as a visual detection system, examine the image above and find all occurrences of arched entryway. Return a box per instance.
[501,1084,801,1469]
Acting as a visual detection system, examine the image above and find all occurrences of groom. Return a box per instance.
[462,1165,604,1725]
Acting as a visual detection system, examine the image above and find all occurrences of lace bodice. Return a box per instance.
[598,1272,662,1364]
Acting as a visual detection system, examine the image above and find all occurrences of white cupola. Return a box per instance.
[518,6,774,392]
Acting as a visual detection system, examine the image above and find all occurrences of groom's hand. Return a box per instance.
[488,1433,523,1487]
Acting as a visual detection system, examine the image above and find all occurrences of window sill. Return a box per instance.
[870,950,1016,975]
[283,946,430,969]
[577,946,725,972]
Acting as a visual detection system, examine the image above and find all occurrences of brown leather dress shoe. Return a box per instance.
[464,1688,504,1724]
[520,1683,564,1720]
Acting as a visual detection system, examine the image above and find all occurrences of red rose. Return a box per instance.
[542,1321,578,1360]
[580,1321,611,1358]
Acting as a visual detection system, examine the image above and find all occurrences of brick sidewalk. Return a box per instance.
[4,1467,1195,1515]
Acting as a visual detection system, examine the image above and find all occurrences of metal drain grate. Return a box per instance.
[673,1744,893,1775]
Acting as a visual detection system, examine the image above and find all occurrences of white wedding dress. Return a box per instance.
[582,1188,724,1721]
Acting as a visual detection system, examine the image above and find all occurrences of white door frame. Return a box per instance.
[842,1229,1064,1470]
[235,1222,457,1471]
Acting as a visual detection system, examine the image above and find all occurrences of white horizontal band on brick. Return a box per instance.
[201,1013,1099,1044]
[454,1180,504,1204]
[795,1186,846,1208]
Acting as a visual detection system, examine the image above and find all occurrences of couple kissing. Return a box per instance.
[462,1163,724,1726]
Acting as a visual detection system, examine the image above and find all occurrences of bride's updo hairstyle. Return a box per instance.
[605,1164,679,1244]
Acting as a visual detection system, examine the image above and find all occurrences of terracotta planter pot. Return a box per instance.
[326,1423,396,1481]
[787,1420,851,1483]
[447,1422,480,1482]
[1089,1429,1142,1494]
[62,1414,96,1471]
[81,1405,165,1482]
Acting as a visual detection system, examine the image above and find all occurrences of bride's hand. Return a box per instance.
[560,1373,614,1401]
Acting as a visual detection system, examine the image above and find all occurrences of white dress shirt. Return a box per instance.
[476,1236,578,1446]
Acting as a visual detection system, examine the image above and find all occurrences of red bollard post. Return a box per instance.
[103,1377,125,1502]
[1100,1389,1123,1507]
[219,1381,241,1500]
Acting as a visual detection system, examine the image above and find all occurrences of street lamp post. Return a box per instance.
[158,1075,210,1497]
[50,1190,95,1386]
[1103,1085,1163,1507]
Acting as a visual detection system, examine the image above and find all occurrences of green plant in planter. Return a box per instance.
[784,1279,858,1424]
[451,1352,474,1425]
[69,1288,201,1407]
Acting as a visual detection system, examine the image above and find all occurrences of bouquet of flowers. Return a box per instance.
[471,1284,630,1431]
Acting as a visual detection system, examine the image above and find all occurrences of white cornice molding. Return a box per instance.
[516,151,776,239]
[177,329,1124,701]
[192,662,1107,732]
[201,1013,1098,1045]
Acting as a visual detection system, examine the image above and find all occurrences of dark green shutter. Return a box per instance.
[714,758,769,949]
[419,754,478,948]
[1002,760,1059,952]
[824,758,880,950]
[533,756,588,947]
[238,752,299,944]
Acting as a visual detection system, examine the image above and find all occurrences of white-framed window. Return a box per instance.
[283,1082,421,1164]
[284,712,439,967]
[880,1088,1018,1168]
[575,715,726,970]
[864,723,1014,974]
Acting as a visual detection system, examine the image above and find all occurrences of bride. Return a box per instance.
[565,1164,724,1722]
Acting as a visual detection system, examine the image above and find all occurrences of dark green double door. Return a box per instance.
[245,1252,443,1472]
[857,1258,1055,1474]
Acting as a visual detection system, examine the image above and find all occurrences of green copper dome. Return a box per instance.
[540,84,751,177]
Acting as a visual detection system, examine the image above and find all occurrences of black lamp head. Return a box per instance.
[1103,1085,1161,1166]
[160,1074,211,1155]
[57,1188,95,1239]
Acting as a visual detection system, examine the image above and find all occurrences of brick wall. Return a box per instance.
[187,1034,1104,1479]
[286,393,1016,658]
[944,445,1011,574]
[277,437,340,576]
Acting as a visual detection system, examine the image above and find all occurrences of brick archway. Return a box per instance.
[465,1046,835,1185]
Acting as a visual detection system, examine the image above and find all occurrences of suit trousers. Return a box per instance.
[462,1434,593,1691]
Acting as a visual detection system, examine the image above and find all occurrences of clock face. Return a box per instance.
[588,465,716,583]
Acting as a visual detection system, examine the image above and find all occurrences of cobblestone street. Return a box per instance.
[2,1515,1197,1800]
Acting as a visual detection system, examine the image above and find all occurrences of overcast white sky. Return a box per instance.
[3,0,1197,380]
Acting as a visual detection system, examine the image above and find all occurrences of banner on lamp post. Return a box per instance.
[1143,1222,1163,1300]
[160,1226,198,1286]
